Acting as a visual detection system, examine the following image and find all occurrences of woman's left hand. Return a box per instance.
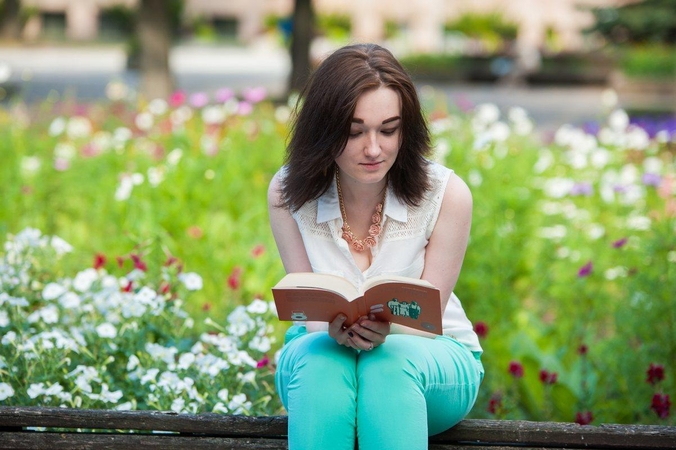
[347,314,390,351]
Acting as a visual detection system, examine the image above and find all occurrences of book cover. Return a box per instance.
[272,273,443,334]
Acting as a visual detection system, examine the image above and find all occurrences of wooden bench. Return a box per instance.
[1,406,675,449]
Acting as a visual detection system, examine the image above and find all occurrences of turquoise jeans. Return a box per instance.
[275,326,484,450]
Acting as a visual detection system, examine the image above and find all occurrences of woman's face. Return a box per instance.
[335,86,401,187]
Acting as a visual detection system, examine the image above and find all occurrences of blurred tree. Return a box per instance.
[0,0,22,41]
[288,0,314,95]
[136,0,183,100]
[587,0,676,45]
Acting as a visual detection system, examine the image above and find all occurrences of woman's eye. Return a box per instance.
[349,131,361,137]
[382,128,398,136]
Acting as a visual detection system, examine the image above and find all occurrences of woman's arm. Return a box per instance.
[268,171,329,333]
[390,171,473,336]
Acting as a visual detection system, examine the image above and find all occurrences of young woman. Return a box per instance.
[268,43,483,450]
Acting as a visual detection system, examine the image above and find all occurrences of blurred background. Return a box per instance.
[0,0,675,425]
[0,0,674,131]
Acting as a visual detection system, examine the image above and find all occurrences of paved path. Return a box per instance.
[0,44,609,133]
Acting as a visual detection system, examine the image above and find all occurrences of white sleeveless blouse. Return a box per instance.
[290,161,482,353]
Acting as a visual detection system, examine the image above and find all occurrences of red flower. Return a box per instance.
[256,355,270,369]
[122,280,133,293]
[577,261,593,277]
[228,267,243,290]
[575,411,593,425]
[159,282,171,295]
[488,392,502,415]
[164,255,179,267]
[651,393,671,419]
[93,253,107,270]
[202,302,212,312]
[130,253,147,272]
[578,344,589,355]
[116,256,125,268]
[646,363,665,385]
[474,321,489,338]
[539,369,558,385]
[612,237,628,248]
[251,244,266,258]
[508,361,524,378]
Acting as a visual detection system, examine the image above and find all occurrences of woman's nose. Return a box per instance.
[364,133,380,157]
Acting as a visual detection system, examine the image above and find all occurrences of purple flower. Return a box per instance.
[642,173,662,187]
[570,182,593,196]
[612,237,628,248]
[578,261,593,277]
[237,101,253,116]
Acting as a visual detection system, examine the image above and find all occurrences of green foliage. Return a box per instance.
[1,87,675,423]
[617,44,676,79]
[444,12,518,51]
[587,0,676,45]
[317,13,351,41]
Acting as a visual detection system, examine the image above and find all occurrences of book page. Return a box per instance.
[362,274,435,292]
[274,272,361,301]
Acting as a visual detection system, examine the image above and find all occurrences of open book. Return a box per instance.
[272,272,443,334]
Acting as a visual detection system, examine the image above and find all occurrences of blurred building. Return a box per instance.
[20,0,637,52]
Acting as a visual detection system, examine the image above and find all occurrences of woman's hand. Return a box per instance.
[329,314,390,351]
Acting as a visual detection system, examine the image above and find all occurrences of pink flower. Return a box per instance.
[228,266,243,290]
[651,393,671,419]
[251,244,265,258]
[54,158,70,171]
[169,90,187,108]
[577,261,593,277]
[575,411,593,425]
[256,355,270,369]
[189,92,210,109]
[647,363,665,385]
[237,101,253,116]
[242,86,267,104]
[474,321,489,338]
[508,361,524,378]
[93,253,107,270]
[215,88,235,103]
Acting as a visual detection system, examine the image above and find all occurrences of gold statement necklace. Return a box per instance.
[336,167,386,252]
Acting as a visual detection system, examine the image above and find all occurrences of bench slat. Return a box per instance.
[1,407,675,449]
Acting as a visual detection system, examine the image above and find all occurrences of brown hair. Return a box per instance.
[281,43,432,212]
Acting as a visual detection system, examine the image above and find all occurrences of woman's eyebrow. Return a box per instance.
[351,116,401,124]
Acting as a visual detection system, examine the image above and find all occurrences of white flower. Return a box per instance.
[0,382,14,401]
[246,298,268,315]
[21,156,42,175]
[28,305,59,324]
[135,112,154,131]
[42,282,67,300]
[473,103,500,126]
[115,175,134,201]
[228,393,251,414]
[179,272,203,291]
[50,236,73,255]
[145,343,178,365]
[217,388,229,402]
[2,331,17,345]
[543,178,575,198]
[148,98,169,116]
[73,268,98,292]
[249,335,271,353]
[213,402,229,413]
[140,368,160,385]
[227,306,255,337]
[627,215,651,230]
[537,225,567,240]
[27,383,47,399]
[58,291,81,309]
[115,401,134,411]
[608,109,629,131]
[171,398,186,413]
[237,371,256,384]
[98,383,123,404]
[147,166,165,187]
[0,310,8,328]
[167,148,183,166]
[48,116,67,136]
[605,266,627,280]
[96,323,117,339]
[587,224,605,240]
[202,105,226,125]
[113,127,133,144]
[177,353,196,370]
[67,116,93,139]
[127,355,140,372]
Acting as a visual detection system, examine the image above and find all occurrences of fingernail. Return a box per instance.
[348,332,354,337]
